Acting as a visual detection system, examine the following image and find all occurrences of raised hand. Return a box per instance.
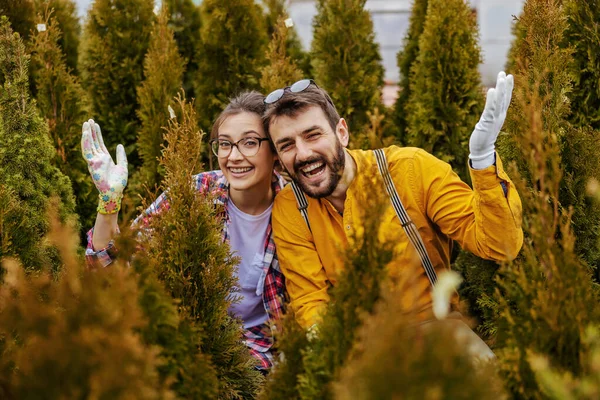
[81,119,128,214]
[469,71,514,170]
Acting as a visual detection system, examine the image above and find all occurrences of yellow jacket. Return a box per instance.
[272,146,523,328]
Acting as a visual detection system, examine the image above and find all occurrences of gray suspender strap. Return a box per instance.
[373,148,437,287]
[290,149,437,287]
[291,181,312,233]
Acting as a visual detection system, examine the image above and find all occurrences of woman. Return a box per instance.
[82,91,286,371]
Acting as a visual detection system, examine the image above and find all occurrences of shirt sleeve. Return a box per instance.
[84,191,172,269]
[417,150,523,261]
[272,193,329,329]
[85,227,119,268]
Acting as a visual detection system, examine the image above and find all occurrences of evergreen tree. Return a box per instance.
[404,0,483,183]
[79,0,154,169]
[499,0,600,274]
[494,1,600,397]
[0,0,35,42]
[142,94,263,399]
[29,10,95,242]
[33,0,80,72]
[0,212,172,399]
[260,16,304,94]
[0,17,76,270]
[263,0,310,77]
[564,0,600,130]
[311,0,384,135]
[263,180,394,400]
[393,0,428,144]
[129,7,185,209]
[194,0,268,132]
[164,0,201,99]
[334,288,506,399]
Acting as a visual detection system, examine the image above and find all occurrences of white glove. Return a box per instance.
[81,119,128,214]
[469,71,514,170]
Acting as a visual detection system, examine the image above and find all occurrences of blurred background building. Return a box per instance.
[74,0,525,104]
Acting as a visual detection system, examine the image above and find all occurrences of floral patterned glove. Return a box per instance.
[81,119,128,214]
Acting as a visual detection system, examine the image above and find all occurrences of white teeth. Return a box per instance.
[230,167,252,173]
[301,162,324,173]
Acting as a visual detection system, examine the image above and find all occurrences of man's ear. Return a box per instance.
[336,118,350,147]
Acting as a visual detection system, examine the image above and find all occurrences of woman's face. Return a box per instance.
[215,112,277,193]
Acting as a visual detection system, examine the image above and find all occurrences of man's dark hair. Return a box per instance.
[211,91,266,140]
[263,83,340,137]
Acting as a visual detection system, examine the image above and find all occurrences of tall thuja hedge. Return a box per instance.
[194,0,267,132]
[164,0,201,99]
[0,0,35,42]
[29,11,95,241]
[0,17,76,270]
[261,178,394,400]
[142,94,263,399]
[263,0,310,77]
[564,0,600,130]
[33,0,80,72]
[129,7,185,209]
[311,0,384,136]
[260,16,304,94]
[0,211,173,399]
[499,0,600,275]
[393,0,428,144]
[494,1,600,398]
[79,0,153,169]
[405,0,483,183]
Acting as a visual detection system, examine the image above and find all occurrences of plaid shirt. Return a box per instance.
[86,170,287,370]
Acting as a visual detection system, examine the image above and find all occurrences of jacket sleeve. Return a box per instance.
[416,150,523,261]
[272,193,329,329]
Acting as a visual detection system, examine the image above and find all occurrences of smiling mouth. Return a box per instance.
[229,166,253,174]
[299,161,326,178]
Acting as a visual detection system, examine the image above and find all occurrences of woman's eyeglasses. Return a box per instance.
[209,137,271,158]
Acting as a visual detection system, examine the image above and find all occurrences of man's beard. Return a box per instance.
[289,141,345,199]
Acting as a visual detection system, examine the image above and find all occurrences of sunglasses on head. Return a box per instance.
[264,79,318,104]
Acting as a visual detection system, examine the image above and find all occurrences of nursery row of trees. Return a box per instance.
[1,0,600,398]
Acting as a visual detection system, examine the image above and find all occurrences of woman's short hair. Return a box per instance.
[210,91,266,140]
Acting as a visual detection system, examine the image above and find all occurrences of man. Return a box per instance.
[263,73,523,330]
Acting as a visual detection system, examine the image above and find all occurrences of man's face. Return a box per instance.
[268,105,348,198]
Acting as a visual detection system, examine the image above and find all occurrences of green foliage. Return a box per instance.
[452,250,500,338]
[394,0,428,144]
[29,10,94,243]
[0,0,35,41]
[499,0,600,274]
[194,0,268,132]
[311,0,384,135]
[260,15,304,94]
[258,312,309,400]
[164,0,201,99]
[266,181,394,400]
[530,325,600,399]
[0,213,173,399]
[334,291,506,399]
[129,7,185,210]
[564,0,600,130]
[494,1,600,398]
[141,94,263,399]
[110,225,219,399]
[405,0,483,182]
[33,0,80,72]
[0,17,76,271]
[263,0,310,77]
[79,0,154,169]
